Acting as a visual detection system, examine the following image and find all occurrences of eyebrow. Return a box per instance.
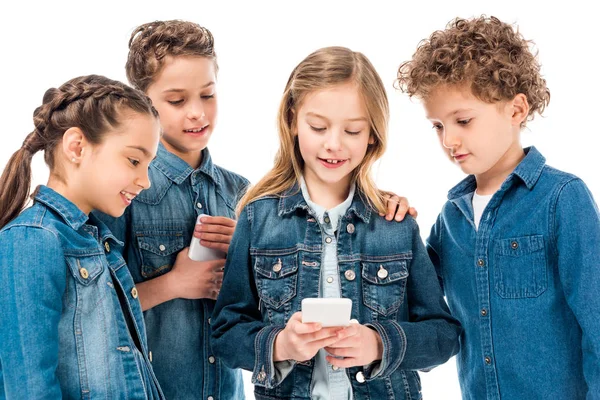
[306,112,368,122]
[427,108,475,120]
[162,82,215,94]
[127,145,153,158]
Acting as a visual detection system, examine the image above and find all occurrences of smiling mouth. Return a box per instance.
[319,158,348,168]
[120,191,137,201]
[184,125,209,134]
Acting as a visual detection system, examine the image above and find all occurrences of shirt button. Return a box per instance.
[332,365,339,371]
[477,259,485,267]
[344,270,356,281]
[208,397,214,400]
[273,259,282,273]
[325,237,332,244]
[326,276,334,283]
[131,287,138,299]
[197,202,203,209]
[485,356,492,365]
[377,265,389,279]
[257,370,267,382]
[79,268,89,279]
[346,223,355,234]
[481,308,488,316]
[159,244,166,252]
[208,318,211,325]
[355,371,365,383]
[208,356,215,364]
[324,216,330,224]
[511,241,519,249]
[104,242,110,253]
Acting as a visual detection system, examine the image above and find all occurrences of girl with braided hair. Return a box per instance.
[0,75,165,399]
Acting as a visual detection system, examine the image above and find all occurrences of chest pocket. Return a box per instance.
[65,253,108,313]
[362,256,410,316]
[136,231,185,279]
[494,235,547,298]
[254,253,299,309]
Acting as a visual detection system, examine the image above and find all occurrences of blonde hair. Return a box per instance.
[237,46,389,215]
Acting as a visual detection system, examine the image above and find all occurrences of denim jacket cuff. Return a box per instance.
[251,324,287,388]
[364,320,406,379]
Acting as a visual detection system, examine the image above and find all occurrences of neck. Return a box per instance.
[161,140,203,169]
[475,145,525,195]
[303,174,351,210]
[47,175,91,215]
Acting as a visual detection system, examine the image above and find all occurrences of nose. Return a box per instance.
[136,168,151,190]
[441,126,460,150]
[324,129,342,152]
[187,100,206,121]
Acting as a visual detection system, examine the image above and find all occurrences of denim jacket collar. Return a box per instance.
[447,146,546,200]
[278,181,371,223]
[35,186,123,245]
[152,143,221,186]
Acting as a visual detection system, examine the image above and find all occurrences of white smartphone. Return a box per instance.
[188,214,227,261]
[301,298,352,327]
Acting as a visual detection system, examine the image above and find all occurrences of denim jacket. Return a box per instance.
[95,144,248,400]
[211,185,461,400]
[0,186,163,399]
[427,147,600,400]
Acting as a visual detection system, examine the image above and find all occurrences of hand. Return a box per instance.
[324,322,383,368]
[168,247,225,300]
[380,192,418,222]
[193,216,236,253]
[274,312,343,362]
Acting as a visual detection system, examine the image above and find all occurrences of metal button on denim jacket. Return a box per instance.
[211,185,462,400]
[0,186,163,399]
[95,144,248,400]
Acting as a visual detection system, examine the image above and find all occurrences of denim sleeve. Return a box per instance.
[210,205,289,389]
[426,213,444,292]
[0,226,65,399]
[397,219,461,372]
[552,178,600,396]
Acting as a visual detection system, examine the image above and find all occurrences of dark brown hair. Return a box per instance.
[396,16,550,124]
[0,74,158,228]
[126,20,217,92]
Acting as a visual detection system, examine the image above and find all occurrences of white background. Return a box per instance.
[1,1,598,398]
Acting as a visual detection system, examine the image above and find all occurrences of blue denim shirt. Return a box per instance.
[211,184,461,400]
[427,147,600,400]
[95,144,248,400]
[0,186,163,399]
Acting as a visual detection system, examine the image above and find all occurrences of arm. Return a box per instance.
[426,213,445,292]
[552,179,600,396]
[0,226,65,399]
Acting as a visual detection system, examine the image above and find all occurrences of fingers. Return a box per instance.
[408,206,418,219]
[326,355,359,369]
[198,216,237,228]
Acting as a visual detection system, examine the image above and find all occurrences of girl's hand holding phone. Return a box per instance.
[324,322,384,368]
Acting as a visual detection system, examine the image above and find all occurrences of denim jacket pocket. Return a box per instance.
[362,255,411,316]
[254,251,299,309]
[136,231,185,279]
[65,253,108,312]
[494,235,547,298]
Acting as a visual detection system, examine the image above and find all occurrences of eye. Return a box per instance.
[167,99,184,105]
[309,125,326,132]
[128,158,140,167]
[345,130,361,135]
[457,118,472,126]
[432,123,443,131]
[201,94,215,99]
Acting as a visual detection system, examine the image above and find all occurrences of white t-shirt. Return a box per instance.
[472,191,494,230]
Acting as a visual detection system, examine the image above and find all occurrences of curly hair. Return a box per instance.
[396,16,550,123]
[126,20,217,92]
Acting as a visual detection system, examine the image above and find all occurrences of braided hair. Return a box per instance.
[0,74,158,228]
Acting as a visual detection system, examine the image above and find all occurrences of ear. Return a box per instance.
[510,93,530,126]
[61,127,87,163]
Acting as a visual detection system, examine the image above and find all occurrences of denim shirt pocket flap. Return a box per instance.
[254,253,299,309]
[65,253,106,286]
[493,234,547,299]
[361,256,410,316]
[136,232,185,278]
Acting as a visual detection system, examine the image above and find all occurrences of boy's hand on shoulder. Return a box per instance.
[168,247,225,300]
[324,322,383,368]
[274,312,342,362]
[193,216,236,253]
[380,191,418,222]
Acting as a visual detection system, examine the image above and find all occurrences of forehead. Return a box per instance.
[104,112,160,155]
[423,85,484,115]
[298,83,367,120]
[151,56,216,91]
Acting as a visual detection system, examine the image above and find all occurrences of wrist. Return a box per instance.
[273,331,289,362]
